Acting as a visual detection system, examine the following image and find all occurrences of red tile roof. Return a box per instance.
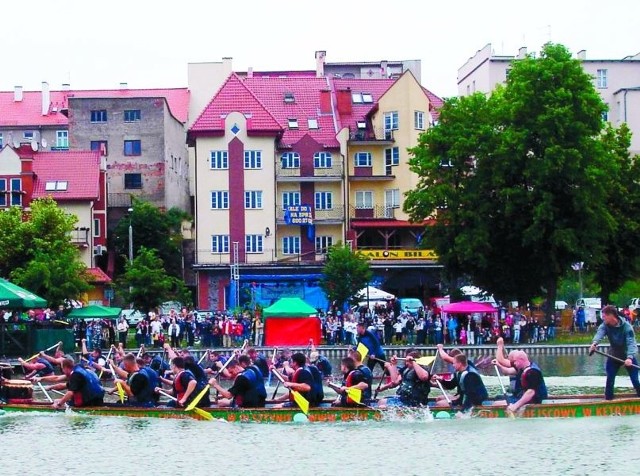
[31,150,101,200]
[0,87,189,126]
[331,78,396,133]
[190,74,282,134]
[422,87,444,122]
[87,267,112,283]
[244,76,339,148]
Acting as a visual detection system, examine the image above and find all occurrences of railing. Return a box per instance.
[276,204,344,222]
[276,163,343,178]
[70,227,89,246]
[195,247,328,266]
[349,126,394,142]
[349,205,397,219]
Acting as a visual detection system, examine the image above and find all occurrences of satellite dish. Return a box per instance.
[41,138,48,148]
[31,140,39,151]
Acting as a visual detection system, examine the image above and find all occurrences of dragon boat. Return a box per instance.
[2,395,640,422]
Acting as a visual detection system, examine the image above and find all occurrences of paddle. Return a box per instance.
[271,368,309,415]
[197,350,209,365]
[356,342,369,361]
[157,389,214,421]
[136,345,144,359]
[99,345,115,379]
[37,381,53,403]
[327,381,362,404]
[108,362,125,403]
[397,356,437,367]
[494,364,509,399]
[435,379,452,405]
[24,341,62,363]
[185,384,211,412]
[267,347,278,388]
[590,348,640,370]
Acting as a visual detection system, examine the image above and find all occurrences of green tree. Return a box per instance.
[112,198,190,279]
[118,246,191,312]
[320,243,372,309]
[405,43,621,312]
[0,198,91,305]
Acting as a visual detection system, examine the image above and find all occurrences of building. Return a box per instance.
[458,44,640,154]
[189,52,444,311]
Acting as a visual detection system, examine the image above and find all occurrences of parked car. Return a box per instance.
[396,298,425,317]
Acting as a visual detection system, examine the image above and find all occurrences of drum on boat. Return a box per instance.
[0,379,33,403]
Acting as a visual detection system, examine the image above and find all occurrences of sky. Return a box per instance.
[1,0,639,99]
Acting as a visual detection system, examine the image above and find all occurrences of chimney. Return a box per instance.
[380,60,388,78]
[315,50,326,78]
[336,89,352,115]
[247,67,253,78]
[62,83,70,91]
[14,86,23,102]
[41,81,50,115]
[222,57,233,75]
[517,47,528,59]
[577,49,586,60]
[320,90,332,114]
[119,82,128,90]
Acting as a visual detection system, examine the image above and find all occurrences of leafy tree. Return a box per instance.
[320,243,372,310]
[112,198,190,279]
[118,246,191,312]
[405,43,626,313]
[0,198,91,305]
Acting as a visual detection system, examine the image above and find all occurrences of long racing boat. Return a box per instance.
[2,395,640,422]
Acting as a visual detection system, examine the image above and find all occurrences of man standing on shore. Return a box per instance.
[589,305,640,400]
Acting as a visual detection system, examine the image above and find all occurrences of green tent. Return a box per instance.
[262,297,317,317]
[0,278,47,309]
[68,305,122,319]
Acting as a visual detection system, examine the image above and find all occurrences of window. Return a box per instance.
[351,92,363,104]
[308,118,318,130]
[93,218,101,238]
[91,140,108,155]
[56,130,69,148]
[210,191,229,209]
[596,69,608,89]
[602,111,609,122]
[356,121,367,130]
[124,140,141,156]
[0,133,3,148]
[211,235,230,253]
[244,150,262,169]
[414,111,425,130]
[315,236,333,254]
[315,191,332,210]
[466,85,470,96]
[282,236,300,254]
[124,173,142,189]
[284,93,295,103]
[361,93,373,103]
[354,152,371,167]
[355,190,373,209]
[385,147,400,166]
[23,131,34,140]
[288,118,298,129]
[440,158,453,168]
[10,178,21,206]
[90,110,107,123]
[384,111,399,131]
[124,109,141,122]
[0,179,5,207]
[385,188,400,208]
[210,150,228,169]
[282,191,300,208]
[281,152,300,169]
[314,152,332,168]
[45,181,68,191]
[246,235,263,253]
[245,191,263,209]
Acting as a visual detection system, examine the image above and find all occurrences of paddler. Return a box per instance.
[18,355,55,379]
[273,352,322,408]
[494,350,547,412]
[208,355,266,408]
[356,322,386,371]
[433,353,488,411]
[155,356,206,408]
[52,357,105,409]
[377,350,432,408]
[112,353,159,407]
[589,305,640,400]
[331,356,369,407]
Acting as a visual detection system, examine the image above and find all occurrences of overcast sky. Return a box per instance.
[2,0,639,98]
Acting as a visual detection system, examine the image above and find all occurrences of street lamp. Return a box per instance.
[128,207,134,264]
[571,262,584,300]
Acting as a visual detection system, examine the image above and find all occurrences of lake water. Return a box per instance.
[1,353,639,475]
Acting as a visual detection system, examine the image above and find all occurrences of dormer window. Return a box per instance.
[362,93,373,103]
[308,118,318,130]
[45,181,68,191]
[357,121,367,130]
[352,93,363,104]
[284,92,295,103]
[288,118,299,129]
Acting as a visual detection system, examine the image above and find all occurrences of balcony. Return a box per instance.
[276,163,343,182]
[349,205,397,219]
[349,126,394,145]
[70,227,89,246]
[276,204,344,224]
[195,247,328,266]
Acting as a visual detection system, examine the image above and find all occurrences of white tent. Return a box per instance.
[356,286,395,301]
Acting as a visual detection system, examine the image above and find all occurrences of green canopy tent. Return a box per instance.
[263,297,320,345]
[67,305,122,319]
[0,278,47,309]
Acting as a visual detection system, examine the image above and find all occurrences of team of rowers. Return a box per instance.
[6,305,639,414]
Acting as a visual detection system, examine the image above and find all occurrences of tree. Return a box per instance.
[0,198,91,305]
[320,243,372,310]
[118,247,191,312]
[112,198,190,280]
[405,43,626,312]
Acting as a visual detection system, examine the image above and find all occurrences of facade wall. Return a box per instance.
[163,105,190,212]
[61,201,95,267]
[0,127,66,152]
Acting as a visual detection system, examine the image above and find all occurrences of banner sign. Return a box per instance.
[284,205,313,225]
[359,249,438,260]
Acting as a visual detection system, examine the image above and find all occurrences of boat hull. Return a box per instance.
[1,397,640,422]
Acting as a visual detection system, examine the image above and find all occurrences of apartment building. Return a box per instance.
[458,44,640,154]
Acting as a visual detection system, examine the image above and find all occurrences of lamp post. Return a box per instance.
[127,207,134,264]
[571,262,584,300]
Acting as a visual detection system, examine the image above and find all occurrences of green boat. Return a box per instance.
[1,396,640,422]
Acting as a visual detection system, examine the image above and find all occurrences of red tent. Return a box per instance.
[441,301,498,314]
[263,298,321,346]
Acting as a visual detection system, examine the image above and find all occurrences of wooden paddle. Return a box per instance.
[271,368,309,415]
[327,381,362,404]
[590,348,640,370]
[494,364,509,400]
[108,362,125,403]
[435,379,452,405]
[185,384,211,412]
[157,389,213,421]
[397,356,437,366]
[24,341,62,363]
[99,345,115,379]
[37,381,53,403]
